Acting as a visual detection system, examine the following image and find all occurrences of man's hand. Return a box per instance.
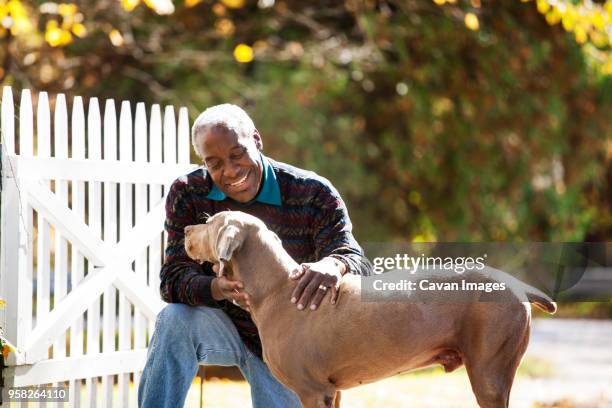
[290,257,346,311]
[211,263,251,312]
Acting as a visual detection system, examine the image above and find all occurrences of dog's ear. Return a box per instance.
[216,221,246,264]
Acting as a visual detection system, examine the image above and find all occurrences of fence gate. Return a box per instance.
[0,86,196,407]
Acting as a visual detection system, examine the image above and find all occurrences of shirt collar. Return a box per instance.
[206,152,282,206]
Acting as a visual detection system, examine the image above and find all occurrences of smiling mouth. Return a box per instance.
[227,171,250,189]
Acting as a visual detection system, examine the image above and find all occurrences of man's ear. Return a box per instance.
[253,129,263,151]
[216,222,246,263]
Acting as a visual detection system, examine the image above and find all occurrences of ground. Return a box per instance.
[23,317,605,407]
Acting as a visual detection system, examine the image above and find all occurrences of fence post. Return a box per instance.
[0,86,28,365]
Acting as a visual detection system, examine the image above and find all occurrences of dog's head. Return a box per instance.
[184,211,264,277]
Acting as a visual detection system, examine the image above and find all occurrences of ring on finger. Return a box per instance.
[318,284,328,292]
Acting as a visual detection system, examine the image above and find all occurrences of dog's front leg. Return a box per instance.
[296,389,339,408]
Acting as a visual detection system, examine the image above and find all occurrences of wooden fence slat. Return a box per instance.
[19,90,34,157]
[70,96,86,407]
[11,350,149,387]
[34,92,51,365]
[162,106,177,255]
[118,100,133,407]
[134,102,148,391]
[148,104,163,340]
[2,86,15,154]
[0,86,23,357]
[163,105,177,164]
[85,97,102,408]
[53,93,69,408]
[18,90,34,350]
[178,107,190,164]
[12,156,194,184]
[102,98,117,408]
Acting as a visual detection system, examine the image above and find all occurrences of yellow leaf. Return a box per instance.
[432,0,445,5]
[59,29,71,44]
[185,0,202,7]
[545,8,561,25]
[464,12,479,31]
[574,25,587,44]
[221,0,244,8]
[590,11,605,31]
[561,12,575,31]
[122,0,140,12]
[536,0,549,14]
[605,2,612,19]
[233,43,253,63]
[72,22,86,37]
[58,3,77,16]
[45,26,64,47]
[61,15,73,30]
[11,13,33,35]
[109,29,124,47]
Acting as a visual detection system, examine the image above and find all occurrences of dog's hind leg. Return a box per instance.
[333,391,342,408]
[464,309,531,407]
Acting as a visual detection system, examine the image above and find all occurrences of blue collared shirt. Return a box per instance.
[205,152,282,206]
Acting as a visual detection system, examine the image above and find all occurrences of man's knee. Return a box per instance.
[154,303,199,340]
[156,303,227,337]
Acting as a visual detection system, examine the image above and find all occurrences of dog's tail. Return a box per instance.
[525,287,557,314]
[485,266,558,314]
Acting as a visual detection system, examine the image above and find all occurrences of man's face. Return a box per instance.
[200,126,263,203]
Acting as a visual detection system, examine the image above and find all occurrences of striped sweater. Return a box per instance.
[159,155,371,359]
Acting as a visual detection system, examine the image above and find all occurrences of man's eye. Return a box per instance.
[208,161,222,170]
[231,150,246,160]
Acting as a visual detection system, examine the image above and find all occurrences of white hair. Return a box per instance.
[191,104,256,159]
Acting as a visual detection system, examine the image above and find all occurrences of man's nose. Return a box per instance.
[224,160,241,178]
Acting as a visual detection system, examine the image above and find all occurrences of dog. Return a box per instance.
[184,211,556,408]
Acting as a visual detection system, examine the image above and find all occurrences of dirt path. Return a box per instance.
[511,318,612,408]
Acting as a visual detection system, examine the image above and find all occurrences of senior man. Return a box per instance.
[138,104,371,408]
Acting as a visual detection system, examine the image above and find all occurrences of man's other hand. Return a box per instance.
[289,257,345,311]
[211,263,250,312]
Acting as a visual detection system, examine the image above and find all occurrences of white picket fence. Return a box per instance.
[0,86,197,407]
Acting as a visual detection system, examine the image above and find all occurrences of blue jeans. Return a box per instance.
[138,303,302,408]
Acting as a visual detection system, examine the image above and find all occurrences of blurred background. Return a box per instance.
[1,0,610,243]
[1,0,610,406]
